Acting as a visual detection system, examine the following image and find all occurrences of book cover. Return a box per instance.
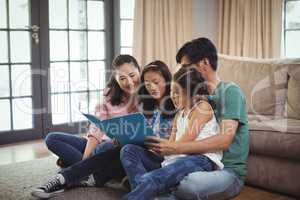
[82,112,154,145]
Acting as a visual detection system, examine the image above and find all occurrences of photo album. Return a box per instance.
[82,112,155,145]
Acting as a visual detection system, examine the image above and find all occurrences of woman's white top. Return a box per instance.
[162,103,224,169]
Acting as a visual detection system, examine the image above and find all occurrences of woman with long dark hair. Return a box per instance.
[45,54,140,167]
[31,60,177,199]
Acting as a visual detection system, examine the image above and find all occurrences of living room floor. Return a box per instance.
[0,140,297,200]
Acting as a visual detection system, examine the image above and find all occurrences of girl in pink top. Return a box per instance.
[45,55,141,168]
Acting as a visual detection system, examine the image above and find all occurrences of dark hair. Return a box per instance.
[173,66,209,98]
[176,41,192,64]
[106,54,140,105]
[139,60,176,119]
[185,37,218,71]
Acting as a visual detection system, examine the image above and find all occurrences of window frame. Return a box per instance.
[41,0,115,136]
[0,0,115,144]
[283,0,300,57]
[0,0,44,144]
[114,0,135,55]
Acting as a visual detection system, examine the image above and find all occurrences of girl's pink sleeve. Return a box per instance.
[86,100,110,143]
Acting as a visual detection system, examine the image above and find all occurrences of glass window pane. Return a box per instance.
[51,94,70,124]
[0,31,8,63]
[286,31,300,58]
[0,0,7,28]
[286,1,300,29]
[0,99,11,131]
[87,1,104,30]
[120,0,135,19]
[88,61,106,90]
[121,47,132,55]
[69,0,87,29]
[70,31,87,60]
[12,97,33,130]
[121,20,133,47]
[71,92,88,122]
[50,62,69,93]
[11,64,32,97]
[89,91,103,114]
[0,65,9,97]
[9,0,29,29]
[49,0,67,29]
[70,62,87,91]
[88,32,105,60]
[50,31,68,61]
[10,31,31,63]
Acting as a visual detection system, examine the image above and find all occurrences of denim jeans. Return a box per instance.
[174,169,244,200]
[60,146,125,187]
[156,169,244,200]
[121,151,214,200]
[120,144,164,189]
[45,132,87,167]
[92,140,115,155]
[45,132,115,167]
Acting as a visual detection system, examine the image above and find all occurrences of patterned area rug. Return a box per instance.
[0,156,126,200]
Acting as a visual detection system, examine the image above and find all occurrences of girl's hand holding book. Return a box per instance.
[145,136,179,156]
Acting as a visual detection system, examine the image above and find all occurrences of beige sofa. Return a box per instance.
[218,55,300,198]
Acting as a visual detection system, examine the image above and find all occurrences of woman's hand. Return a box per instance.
[145,136,179,156]
[112,138,121,146]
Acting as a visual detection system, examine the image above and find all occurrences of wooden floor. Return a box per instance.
[0,139,50,166]
[0,139,297,200]
[233,186,296,200]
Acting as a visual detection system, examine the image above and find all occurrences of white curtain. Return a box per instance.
[133,0,195,71]
[218,0,283,58]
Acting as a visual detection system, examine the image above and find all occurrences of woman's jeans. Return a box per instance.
[60,146,125,187]
[45,132,114,167]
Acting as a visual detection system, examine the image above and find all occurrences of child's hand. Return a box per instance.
[145,136,179,156]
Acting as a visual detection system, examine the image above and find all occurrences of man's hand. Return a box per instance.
[145,136,179,156]
[192,94,208,104]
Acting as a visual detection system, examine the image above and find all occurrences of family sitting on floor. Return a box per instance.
[31,37,249,200]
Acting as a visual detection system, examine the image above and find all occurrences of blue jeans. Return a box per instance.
[174,169,244,200]
[156,169,244,200]
[92,140,115,155]
[120,144,164,189]
[45,132,114,167]
[121,150,214,200]
[60,146,125,187]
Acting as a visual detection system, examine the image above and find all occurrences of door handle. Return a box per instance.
[26,25,40,44]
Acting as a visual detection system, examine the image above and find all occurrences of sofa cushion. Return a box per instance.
[287,65,300,119]
[218,55,299,116]
[249,116,300,134]
[248,118,300,160]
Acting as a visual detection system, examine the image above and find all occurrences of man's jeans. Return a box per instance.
[158,169,244,200]
[45,132,114,167]
[174,169,244,200]
[120,144,214,200]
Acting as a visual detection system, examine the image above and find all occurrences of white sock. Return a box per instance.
[86,175,96,186]
[57,174,66,185]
